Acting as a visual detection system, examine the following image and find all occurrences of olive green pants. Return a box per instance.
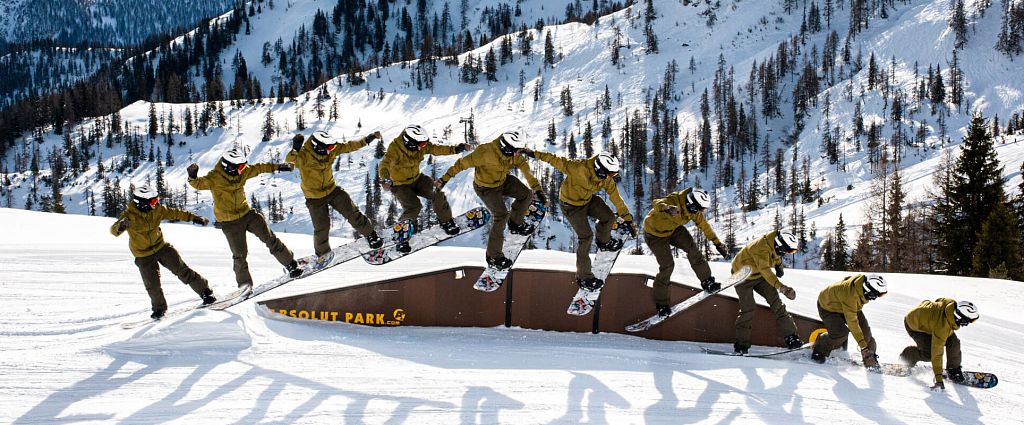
[900,319,961,370]
[474,177,532,258]
[562,197,614,280]
[221,210,295,287]
[734,277,798,347]
[135,243,210,312]
[307,187,375,257]
[646,227,712,307]
[393,174,453,224]
[811,302,876,357]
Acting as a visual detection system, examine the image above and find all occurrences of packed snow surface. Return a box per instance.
[0,208,1021,423]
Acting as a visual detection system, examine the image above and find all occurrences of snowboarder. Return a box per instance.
[643,188,729,317]
[730,230,803,354]
[810,274,888,367]
[520,150,634,289]
[111,186,216,319]
[378,125,469,238]
[435,131,544,269]
[899,298,979,391]
[187,148,301,289]
[287,131,384,257]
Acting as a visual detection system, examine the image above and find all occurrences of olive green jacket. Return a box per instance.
[532,151,632,221]
[818,274,871,348]
[378,136,459,186]
[188,163,278,222]
[643,188,721,242]
[731,230,783,289]
[439,138,541,190]
[906,298,961,383]
[111,204,199,258]
[286,135,371,199]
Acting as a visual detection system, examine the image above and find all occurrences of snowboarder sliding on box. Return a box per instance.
[187,148,302,288]
[899,298,979,391]
[520,149,634,290]
[378,125,469,245]
[111,185,216,319]
[643,188,729,318]
[810,274,888,367]
[730,230,803,354]
[287,131,384,257]
[435,131,544,270]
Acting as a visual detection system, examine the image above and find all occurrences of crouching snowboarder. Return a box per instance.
[187,148,302,288]
[287,131,384,258]
[900,298,979,391]
[730,230,803,354]
[643,188,729,318]
[111,186,215,319]
[811,274,888,367]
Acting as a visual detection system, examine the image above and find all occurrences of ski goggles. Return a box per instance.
[312,141,338,155]
[222,160,248,175]
[147,197,159,209]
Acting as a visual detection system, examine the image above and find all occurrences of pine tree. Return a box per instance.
[972,202,1024,280]
[262,108,275,141]
[583,121,594,157]
[148,103,158,139]
[544,31,556,66]
[834,214,849,271]
[951,0,968,49]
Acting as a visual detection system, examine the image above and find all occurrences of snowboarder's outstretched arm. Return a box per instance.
[153,205,205,225]
[242,163,281,180]
[930,333,949,384]
[439,149,483,183]
[601,178,632,221]
[423,142,461,156]
[110,212,129,236]
[531,151,578,174]
[514,156,542,191]
[187,169,212,191]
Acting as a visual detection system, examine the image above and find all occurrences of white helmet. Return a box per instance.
[402,125,429,150]
[862,274,887,300]
[685,189,711,213]
[954,300,979,327]
[594,153,620,179]
[132,185,158,211]
[310,131,337,155]
[774,231,798,255]
[221,149,248,176]
[498,131,525,155]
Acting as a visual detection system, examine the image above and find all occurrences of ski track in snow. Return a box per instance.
[1,208,1021,424]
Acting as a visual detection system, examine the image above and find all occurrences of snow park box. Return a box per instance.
[259,263,823,348]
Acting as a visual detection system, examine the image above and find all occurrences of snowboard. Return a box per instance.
[847,359,914,377]
[120,285,251,329]
[946,371,998,389]
[362,207,491,265]
[702,343,812,358]
[474,200,547,292]
[566,220,637,316]
[207,238,372,311]
[625,265,753,332]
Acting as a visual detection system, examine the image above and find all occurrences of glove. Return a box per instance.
[663,204,681,216]
[775,264,785,277]
[620,220,636,237]
[370,131,383,141]
[116,219,130,232]
[715,242,729,258]
[292,134,305,151]
[381,178,393,191]
[192,216,209,226]
[861,347,879,368]
[455,143,470,153]
[434,178,447,189]
[187,163,199,179]
[519,148,535,158]
[930,381,945,392]
[278,163,294,172]
[534,190,547,205]
[779,284,796,300]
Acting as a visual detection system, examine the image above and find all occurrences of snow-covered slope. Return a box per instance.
[1,208,1021,423]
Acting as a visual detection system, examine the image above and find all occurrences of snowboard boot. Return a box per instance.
[575,276,605,291]
[441,219,460,236]
[151,308,166,320]
[286,260,303,278]
[811,351,828,364]
[733,343,749,355]
[200,288,217,306]
[946,367,965,384]
[656,304,672,318]
[397,241,412,253]
[595,237,623,252]
[487,255,514,270]
[366,231,383,249]
[507,220,536,236]
[700,276,721,293]
[784,334,804,350]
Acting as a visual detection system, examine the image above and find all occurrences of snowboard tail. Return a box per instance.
[363,207,491,266]
[474,200,547,292]
[565,219,637,316]
[625,265,753,332]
